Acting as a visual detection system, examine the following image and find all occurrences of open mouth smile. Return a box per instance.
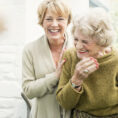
[48,29,60,33]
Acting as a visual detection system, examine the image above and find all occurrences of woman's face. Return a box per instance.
[74,29,103,59]
[42,8,68,45]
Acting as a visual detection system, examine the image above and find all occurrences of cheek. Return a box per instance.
[60,23,68,29]
[82,44,88,49]
[43,25,50,33]
[89,47,99,54]
[43,21,50,28]
[84,43,94,50]
[74,41,77,47]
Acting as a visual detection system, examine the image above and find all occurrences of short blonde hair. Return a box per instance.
[37,0,72,26]
[72,8,115,47]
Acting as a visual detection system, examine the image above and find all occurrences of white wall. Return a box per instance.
[0,0,27,118]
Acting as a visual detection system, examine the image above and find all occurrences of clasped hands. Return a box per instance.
[71,57,99,91]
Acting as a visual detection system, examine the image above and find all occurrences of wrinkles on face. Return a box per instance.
[74,30,103,59]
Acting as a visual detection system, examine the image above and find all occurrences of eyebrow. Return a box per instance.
[45,16,64,18]
[45,16,52,18]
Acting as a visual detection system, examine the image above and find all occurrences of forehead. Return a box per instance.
[73,28,98,44]
[44,5,67,18]
[44,8,59,17]
[74,28,88,39]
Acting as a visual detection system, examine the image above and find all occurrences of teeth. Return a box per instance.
[79,50,88,53]
[80,50,86,52]
[49,29,59,32]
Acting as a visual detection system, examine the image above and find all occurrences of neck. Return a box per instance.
[48,38,65,51]
[49,42,64,52]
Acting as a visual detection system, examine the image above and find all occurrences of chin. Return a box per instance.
[77,54,85,59]
[50,36,61,40]
[52,37,60,40]
[77,53,89,59]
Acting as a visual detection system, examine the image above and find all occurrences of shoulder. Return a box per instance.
[23,35,45,54]
[112,48,118,57]
[64,47,77,59]
[63,47,78,65]
[113,48,118,61]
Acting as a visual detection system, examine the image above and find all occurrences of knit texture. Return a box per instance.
[22,34,73,118]
[56,48,118,116]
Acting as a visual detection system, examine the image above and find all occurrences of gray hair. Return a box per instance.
[72,8,116,47]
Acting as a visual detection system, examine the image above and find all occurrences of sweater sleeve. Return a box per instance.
[22,47,58,99]
[56,50,84,110]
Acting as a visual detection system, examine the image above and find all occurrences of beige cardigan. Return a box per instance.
[22,34,73,118]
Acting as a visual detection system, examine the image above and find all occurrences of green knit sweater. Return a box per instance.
[56,48,118,116]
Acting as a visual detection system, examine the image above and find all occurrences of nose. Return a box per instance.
[51,19,58,26]
[76,41,83,49]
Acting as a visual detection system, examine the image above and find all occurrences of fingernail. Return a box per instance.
[90,57,98,63]
[90,57,93,60]
[64,48,66,51]
[64,58,66,62]
[96,63,99,69]
[94,59,97,63]
[90,57,95,61]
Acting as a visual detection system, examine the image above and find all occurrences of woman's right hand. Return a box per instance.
[56,59,66,79]
[56,48,66,79]
[71,57,99,86]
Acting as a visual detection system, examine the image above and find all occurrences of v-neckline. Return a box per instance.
[44,35,68,70]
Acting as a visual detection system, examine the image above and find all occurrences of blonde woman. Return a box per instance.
[56,8,118,118]
[22,0,72,118]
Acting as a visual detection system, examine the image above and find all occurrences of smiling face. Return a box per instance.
[42,8,68,45]
[74,29,104,59]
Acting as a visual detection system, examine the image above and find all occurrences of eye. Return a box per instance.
[82,40,88,44]
[57,17,65,21]
[45,18,52,21]
[74,38,78,41]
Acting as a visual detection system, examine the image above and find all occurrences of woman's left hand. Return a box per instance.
[71,57,99,87]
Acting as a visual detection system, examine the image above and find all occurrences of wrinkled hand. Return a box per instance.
[56,48,66,79]
[71,57,99,85]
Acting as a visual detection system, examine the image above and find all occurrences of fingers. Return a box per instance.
[84,64,97,75]
[90,57,99,69]
[74,57,99,81]
[56,59,66,78]
[76,57,98,71]
[74,64,97,81]
[78,58,91,66]
[56,47,66,78]
[58,48,66,64]
[59,59,66,69]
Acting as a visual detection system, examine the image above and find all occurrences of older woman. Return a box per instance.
[56,8,118,118]
[22,0,72,118]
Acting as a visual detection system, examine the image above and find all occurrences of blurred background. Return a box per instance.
[0,0,117,118]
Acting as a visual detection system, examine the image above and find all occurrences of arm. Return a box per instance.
[22,47,58,99]
[56,51,99,110]
[56,51,84,110]
[116,75,118,87]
